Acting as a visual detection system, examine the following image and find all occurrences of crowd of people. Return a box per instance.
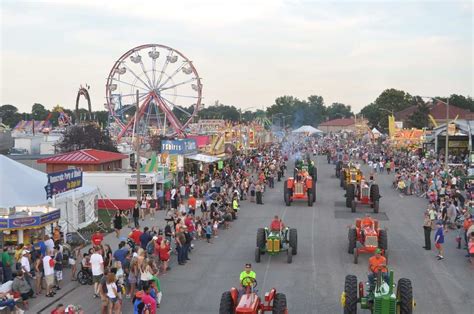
[324,133,474,264]
[0,143,287,313]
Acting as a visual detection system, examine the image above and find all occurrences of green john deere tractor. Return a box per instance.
[255,227,297,264]
[341,270,415,314]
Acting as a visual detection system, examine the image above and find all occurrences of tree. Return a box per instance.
[360,103,380,129]
[57,123,118,153]
[448,94,474,112]
[31,103,50,121]
[266,95,327,128]
[326,103,353,120]
[0,104,22,128]
[407,100,430,129]
[198,104,240,121]
[359,89,413,131]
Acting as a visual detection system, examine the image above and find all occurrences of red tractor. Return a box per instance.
[219,277,288,314]
[348,216,388,264]
[284,169,316,206]
[345,179,380,213]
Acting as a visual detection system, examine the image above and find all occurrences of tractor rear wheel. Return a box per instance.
[351,200,357,213]
[348,228,357,254]
[373,200,379,213]
[287,246,293,263]
[370,184,380,202]
[289,228,297,255]
[343,275,358,314]
[272,293,288,314]
[312,180,316,202]
[257,228,266,249]
[219,291,235,314]
[255,247,261,263]
[336,161,342,178]
[397,278,414,314]
[378,229,388,251]
[353,249,359,264]
[346,184,355,208]
[340,172,345,187]
[307,189,313,206]
[313,168,318,182]
[284,181,291,206]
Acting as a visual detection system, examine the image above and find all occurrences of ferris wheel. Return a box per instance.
[106,44,202,142]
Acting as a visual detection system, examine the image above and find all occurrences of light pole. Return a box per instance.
[420,96,450,170]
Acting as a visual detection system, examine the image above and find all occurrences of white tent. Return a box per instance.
[0,155,98,232]
[372,128,382,135]
[0,154,47,208]
[292,125,323,134]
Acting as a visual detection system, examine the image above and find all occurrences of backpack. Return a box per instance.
[146,240,154,255]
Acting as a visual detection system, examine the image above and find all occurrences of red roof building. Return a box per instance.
[37,149,127,173]
[394,101,474,127]
[318,118,356,132]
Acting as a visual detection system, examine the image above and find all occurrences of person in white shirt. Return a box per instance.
[42,250,55,297]
[20,250,35,294]
[90,248,104,298]
[44,235,54,253]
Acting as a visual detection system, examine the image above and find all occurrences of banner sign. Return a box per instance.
[125,175,154,185]
[45,168,83,199]
[161,139,197,155]
[0,209,60,230]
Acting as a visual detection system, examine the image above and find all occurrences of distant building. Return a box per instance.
[37,149,128,173]
[318,118,358,133]
[394,101,474,127]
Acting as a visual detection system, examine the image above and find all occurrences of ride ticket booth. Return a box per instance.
[0,206,60,246]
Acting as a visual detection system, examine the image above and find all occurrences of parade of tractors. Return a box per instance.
[283,158,317,206]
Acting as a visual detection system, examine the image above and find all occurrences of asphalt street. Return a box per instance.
[30,156,474,313]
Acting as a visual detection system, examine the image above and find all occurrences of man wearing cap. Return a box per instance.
[368,249,388,285]
[20,250,35,295]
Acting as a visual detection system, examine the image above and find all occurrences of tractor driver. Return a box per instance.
[360,214,374,241]
[368,249,389,285]
[270,215,285,231]
[239,263,256,295]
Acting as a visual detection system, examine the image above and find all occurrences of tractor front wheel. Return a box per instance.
[351,200,357,213]
[307,189,313,207]
[272,293,288,314]
[343,275,358,314]
[289,228,297,255]
[284,181,291,206]
[255,247,261,263]
[397,278,414,314]
[348,228,357,254]
[287,246,293,263]
[219,291,235,314]
[257,228,266,249]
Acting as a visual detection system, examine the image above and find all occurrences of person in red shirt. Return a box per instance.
[129,228,143,246]
[188,194,197,215]
[270,215,285,231]
[91,231,104,246]
[142,284,157,314]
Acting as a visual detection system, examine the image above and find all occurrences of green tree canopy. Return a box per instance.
[326,103,353,120]
[0,104,22,128]
[57,124,118,153]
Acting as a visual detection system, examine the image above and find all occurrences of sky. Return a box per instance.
[1,0,473,114]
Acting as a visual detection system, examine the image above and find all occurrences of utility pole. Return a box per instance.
[135,90,141,202]
[444,98,449,170]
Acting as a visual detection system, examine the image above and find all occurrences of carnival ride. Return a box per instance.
[105,44,202,143]
[76,85,92,122]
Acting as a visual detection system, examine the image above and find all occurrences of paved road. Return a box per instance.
[30,156,474,313]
